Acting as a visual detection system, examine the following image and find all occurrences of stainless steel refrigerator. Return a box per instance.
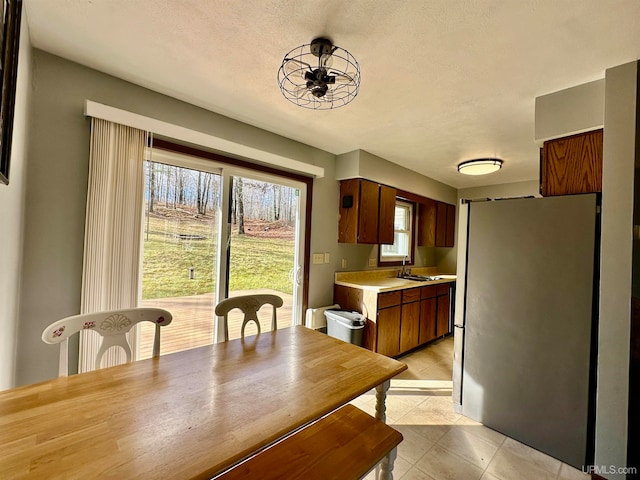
[452,193,599,469]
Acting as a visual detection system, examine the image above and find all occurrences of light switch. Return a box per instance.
[312,253,324,264]
[324,253,330,263]
[341,259,348,268]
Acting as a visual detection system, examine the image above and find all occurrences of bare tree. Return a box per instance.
[273,184,281,221]
[196,172,213,215]
[148,162,156,213]
[177,168,185,206]
[164,164,171,207]
[236,177,245,234]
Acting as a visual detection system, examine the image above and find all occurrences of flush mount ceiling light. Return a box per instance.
[457,158,504,176]
[277,37,360,110]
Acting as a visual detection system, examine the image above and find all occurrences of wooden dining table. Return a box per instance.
[0,325,407,479]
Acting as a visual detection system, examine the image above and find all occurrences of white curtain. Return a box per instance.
[78,118,147,372]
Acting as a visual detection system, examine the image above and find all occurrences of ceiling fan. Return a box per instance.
[278,37,360,110]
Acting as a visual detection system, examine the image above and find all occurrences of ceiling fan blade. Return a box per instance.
[331,72,357,84]
[294,85,309,99]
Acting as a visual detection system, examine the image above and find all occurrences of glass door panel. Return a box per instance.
[224,175,302,340]
[138,160,221,358]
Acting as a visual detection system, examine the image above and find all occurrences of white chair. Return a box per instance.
[42,307,173,376]
[215,294,283,341]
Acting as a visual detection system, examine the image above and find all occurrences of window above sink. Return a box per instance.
[379,199,415,266]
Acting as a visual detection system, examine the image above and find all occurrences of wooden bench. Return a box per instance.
[216,404,403,480]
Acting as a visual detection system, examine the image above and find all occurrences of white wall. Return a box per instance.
[0,14,32,390]
[596,61,636,479]
[535,79,604,143]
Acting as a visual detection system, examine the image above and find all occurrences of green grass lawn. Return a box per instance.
[142,215,294,299]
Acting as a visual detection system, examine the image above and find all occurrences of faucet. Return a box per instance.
[399,256,409,277]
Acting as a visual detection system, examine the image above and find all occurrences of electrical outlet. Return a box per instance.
[324,253,330,263]
[368,258,377,267]
[312,253,324,264]
[341,259,347,268]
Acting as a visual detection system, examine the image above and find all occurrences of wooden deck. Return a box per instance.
[138,289,293,359]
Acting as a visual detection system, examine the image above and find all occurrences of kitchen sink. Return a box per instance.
[401,274,442,282]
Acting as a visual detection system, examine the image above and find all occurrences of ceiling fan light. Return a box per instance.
[458,158,504,175]
[283,58,307,80]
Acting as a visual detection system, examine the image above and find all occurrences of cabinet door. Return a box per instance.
[418,199,437,247]
[338,179,360,243]
[378,185,397,245]
[377,306,401,357]
[436,291,451,337]
[541,129,603,196]
[400,301,420,353]
[445,204,456,247]
[435,201,447,247]
[419,297,437,344]
[358,179,380,243]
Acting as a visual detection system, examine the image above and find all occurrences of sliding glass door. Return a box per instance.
[138,148,306,357]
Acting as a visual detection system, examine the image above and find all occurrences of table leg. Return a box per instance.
[376,447,397,480]
[375,380,392,480]
[375,379,390,423]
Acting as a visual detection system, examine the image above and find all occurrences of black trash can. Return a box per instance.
[324,310,365,346]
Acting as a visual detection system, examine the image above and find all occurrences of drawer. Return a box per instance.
[378,291,402,309]
[421,285,437,299]
[402,288,421,303]
[436,284,450,296]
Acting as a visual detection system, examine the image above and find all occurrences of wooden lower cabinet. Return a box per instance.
[377,306,401,357]
[436,290,451,337]
[419,297,437,344]
[400,300,420,353]
[334,282,454,357]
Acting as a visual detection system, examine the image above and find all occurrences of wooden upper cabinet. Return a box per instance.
[339,178,453,247]
[435,202,448,247]
[378,185,396,245]
[541,129,603,196]
[338,179,361,243]
[338,179,396,244]
[358,179,380,243]
[445,204,455,247]
[420,199,455,248]
[418,198,437,247]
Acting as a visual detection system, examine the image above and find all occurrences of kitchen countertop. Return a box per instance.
[335,268,456,293]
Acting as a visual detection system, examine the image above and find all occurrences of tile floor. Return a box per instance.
[352,336,591,480]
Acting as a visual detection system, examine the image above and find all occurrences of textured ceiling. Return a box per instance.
[24,0,640,188]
